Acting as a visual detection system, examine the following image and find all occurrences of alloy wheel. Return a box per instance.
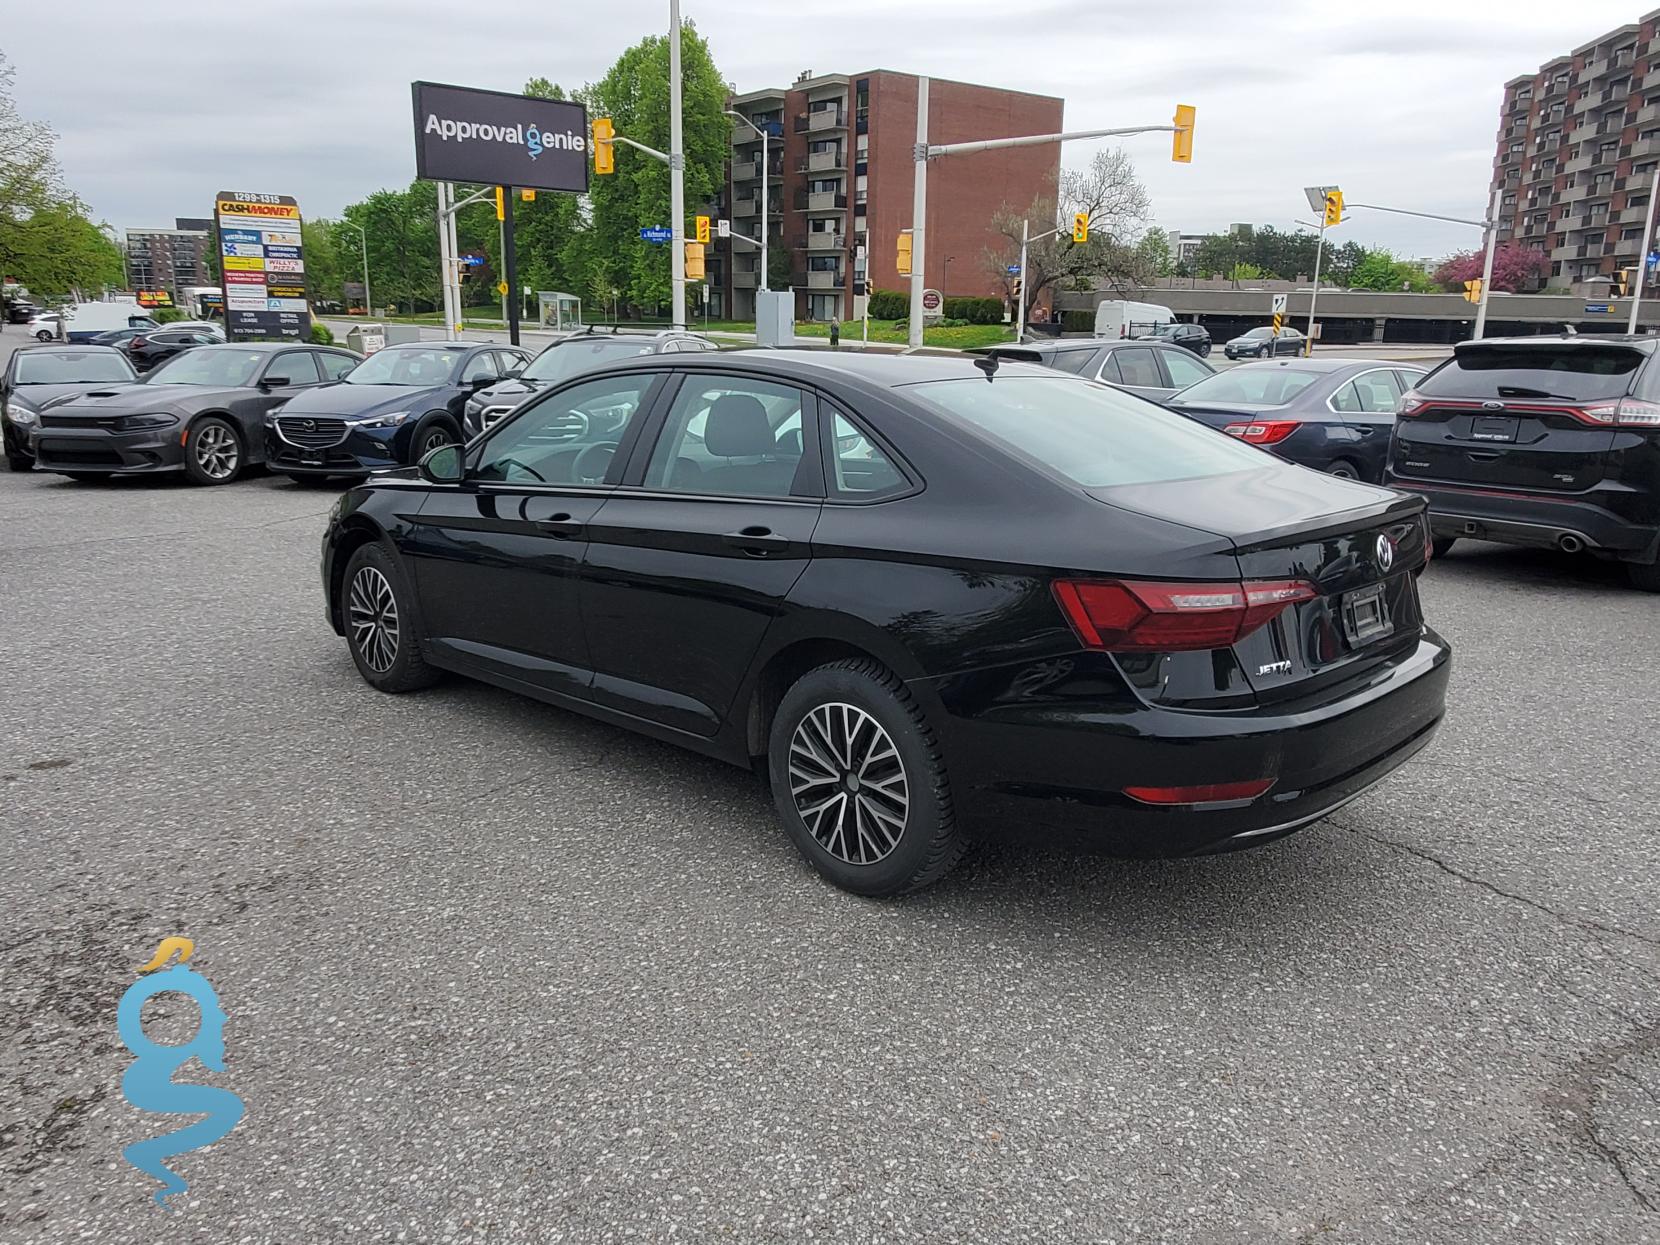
[348,565,400,674]
[421,428,452,456]
[787,702,909,865]
[194,424,239,479]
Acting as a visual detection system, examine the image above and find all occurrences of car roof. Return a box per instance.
[381,340,475,352]
[1453,333,1658,354]
[189,341,299,354]
[22,343,124,354]
[600,346,1061,388]
[1218,357,1399,374]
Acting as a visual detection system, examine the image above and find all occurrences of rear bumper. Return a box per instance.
[33,425,185,475]
[1391,479,1660,561]
[931,632,1452,857]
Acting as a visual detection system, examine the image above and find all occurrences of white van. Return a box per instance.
[1094,299,1175,339]
[60,301,157,343]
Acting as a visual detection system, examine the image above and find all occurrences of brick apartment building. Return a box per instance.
[124,218,212,299]
[1495,8,1660,295]
[722,70,1062,322]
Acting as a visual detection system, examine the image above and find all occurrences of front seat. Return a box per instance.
[701,394,799,495]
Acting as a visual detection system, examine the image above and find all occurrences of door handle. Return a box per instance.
[722,526,790,555]
[534,513,585,538]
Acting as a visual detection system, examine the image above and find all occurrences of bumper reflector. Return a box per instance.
[1123,779,1276,806]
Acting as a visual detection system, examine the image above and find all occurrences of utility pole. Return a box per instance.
[907,76,930,347]
[1629,162,1660,332]
[503,186,520,346]
[348,220,371,318]
[1473,188,1500,341]
[669,0,686,329]
[1016,217,1029,339]
[436,182,456,339]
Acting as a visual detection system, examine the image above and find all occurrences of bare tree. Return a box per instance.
[982,148,1154,329]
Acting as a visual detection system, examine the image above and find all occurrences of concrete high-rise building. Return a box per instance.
[124,219,211,298]
[722,70,1063,322]
[1496,9,1660,294]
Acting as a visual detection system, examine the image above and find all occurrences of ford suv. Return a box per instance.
[1385,336,1660,591]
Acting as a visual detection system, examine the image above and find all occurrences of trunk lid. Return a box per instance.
[1391,339,1642,493]
[1088,467,1428,706]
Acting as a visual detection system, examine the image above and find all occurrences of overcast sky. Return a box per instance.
[3,0,1650,261]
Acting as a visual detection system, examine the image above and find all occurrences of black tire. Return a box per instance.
[6,453,32,473]
[34,330,53,342]
[1431,537,1458,561]
[341,542,440,693]
[1325,459,1362,481]
[409,416,459,465]
[1197,342,1211,358]
[767,657,967,897]
[1627,559,1660,593]
[182,416,243,486]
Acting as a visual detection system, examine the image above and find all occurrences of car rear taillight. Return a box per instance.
[129,336,148,348]
[1052,578,1317,652]
[1123,779,1277,805]
[1222,419,1299,445]
[1577,397,1660,427]
[1397,390,1428,416]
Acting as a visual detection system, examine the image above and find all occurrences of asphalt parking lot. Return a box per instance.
[1,444,1657,1242]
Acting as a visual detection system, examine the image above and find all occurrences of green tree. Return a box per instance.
[586,24,729,311]
[1,199,123,298]
[301,218,345,305]
[340,182,443,314]
[0,51,59,226]
[1134,229,1173,278]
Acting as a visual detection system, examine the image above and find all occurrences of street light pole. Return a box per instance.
[1629,161,1660,332]
[725,110,770,295]
[908,76,930,348]
[1473,188,1500,341]
[1016,217,1029,339]
[669,0,686,329]
[1305,216,1327,357]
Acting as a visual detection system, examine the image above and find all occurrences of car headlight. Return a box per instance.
[4,401,37,425]
[115,413,178,430]
[350,410,411,430]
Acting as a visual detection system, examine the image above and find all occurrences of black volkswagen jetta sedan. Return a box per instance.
[268,341,530,482]
[320,351,1450,896]
[32,342,361,485]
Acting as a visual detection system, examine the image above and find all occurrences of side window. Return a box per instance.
[643,374,807,498]
[828,411,906,498]
[1328,380,1363,413]
[1113,347,1163,388]
[1160,349,1212,390]
[1047,350,1096,376]
[657,340,682,353]
[1351,370,1403,414]
[1095,353,1124,384]
[315,351,357,381]
[269,352,321,384]
[460,353,500,385]
[473,374,656,486]
[496,351,528,376]
[1393,369,1426,394]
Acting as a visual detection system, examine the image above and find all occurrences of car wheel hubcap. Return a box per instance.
[195,425,238,478]
[788,702,908,865]
[423,430,450,454]
[348,566,399,673]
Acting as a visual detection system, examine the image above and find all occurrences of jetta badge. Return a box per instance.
[1376,533,1396,572]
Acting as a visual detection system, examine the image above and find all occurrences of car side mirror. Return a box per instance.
[261,375,292,389]
[469,374,495,390]
[503,368,524,379]
[418,442,465,484]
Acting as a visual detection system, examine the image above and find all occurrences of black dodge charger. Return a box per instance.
[320,351,1451,896]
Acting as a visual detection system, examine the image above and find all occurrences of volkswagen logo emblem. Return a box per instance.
[1375,533,1396,572]
[1481,400,1505,410]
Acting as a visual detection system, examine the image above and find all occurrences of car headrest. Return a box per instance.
[704,394,773,456]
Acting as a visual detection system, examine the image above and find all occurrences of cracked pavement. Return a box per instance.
[1,391,1657,1242]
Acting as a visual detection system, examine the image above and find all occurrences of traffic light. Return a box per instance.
[495,187,505,222]
[1615,268,1632,298]
[1171,104,1196,163]
[592,117,615,175]
[685,241,705,280]
[897,231,912,276]
[1463,278,1484,303]
[1323,189,1343,228]
[1072,212,1089,244]
[695,215,711,244]
[1011,276,1022,301]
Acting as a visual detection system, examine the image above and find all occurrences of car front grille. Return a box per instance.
[37,444,123,466]
[478,405,516,431]
[276,417,349,448]
[39,414,112,429]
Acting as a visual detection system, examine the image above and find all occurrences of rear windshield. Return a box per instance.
[523,338,656,382]
[1173,367,1322,407]
[906,375,1271,487]
[1419,344,1644,401]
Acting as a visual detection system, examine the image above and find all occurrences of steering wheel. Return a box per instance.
[572,441,618,483]
[493,455,547,482]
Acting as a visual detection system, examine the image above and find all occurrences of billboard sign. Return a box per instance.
[214,192,311,341]
[412,81,589,193]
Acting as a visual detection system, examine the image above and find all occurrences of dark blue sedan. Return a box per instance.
[1167,358,1428,483]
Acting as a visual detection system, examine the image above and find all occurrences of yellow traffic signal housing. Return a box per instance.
[592,117,615,175]
[685,241,706,280]
[1072,212,1089,244]
[1323,189,1344,228]
[1615,268,1632,297]
[1011,277,1022,301]
[521,189,535,202]
[897,232,912,275]
[494,187,505,222]
[1463,278,1484,304]
[1171,104,1196,163]
[695,215,711,244]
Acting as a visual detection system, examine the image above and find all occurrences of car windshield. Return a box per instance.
[144,347,264,387]
[907,375,1271,487]
[523,338,657,382]
[344,348,461,386]
[14,351,134,384]
[1174,367,1323,406]
[1418,344,1643,401]
[1240,328,1271,339]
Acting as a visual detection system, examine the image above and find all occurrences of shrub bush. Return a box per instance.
[1061,309,1093,333]
[868,288,908,320]
[151,307,188,325]
[310,322,335,346]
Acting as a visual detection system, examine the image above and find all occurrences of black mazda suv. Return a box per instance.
[1386,336,1660,591]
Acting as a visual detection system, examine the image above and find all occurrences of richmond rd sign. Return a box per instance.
[411,81,589,193]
